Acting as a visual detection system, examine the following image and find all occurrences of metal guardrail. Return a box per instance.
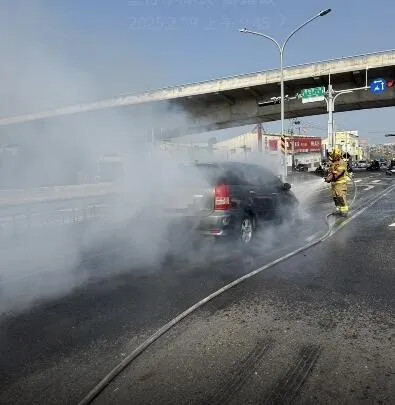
[151,48,395,90]
[0,203,110,239]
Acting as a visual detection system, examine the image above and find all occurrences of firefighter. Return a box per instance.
[325,148,349,217]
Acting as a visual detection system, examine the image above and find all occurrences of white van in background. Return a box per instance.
[356,160,368,168]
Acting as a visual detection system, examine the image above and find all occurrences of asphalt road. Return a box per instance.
[0,171,394,404]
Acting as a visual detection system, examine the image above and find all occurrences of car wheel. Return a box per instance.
[240,216,254,246]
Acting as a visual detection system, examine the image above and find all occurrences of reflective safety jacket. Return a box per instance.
[329,159,349,184]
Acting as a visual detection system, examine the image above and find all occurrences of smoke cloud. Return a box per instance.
[0,2,322,317]
[0,1,206,316]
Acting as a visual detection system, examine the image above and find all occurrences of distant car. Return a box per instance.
[294,163,308,172]
[150,162,299,246]
[366,161,381,171]
[356,160,368,168]
[351,163,362,171]
[386,167,395,176]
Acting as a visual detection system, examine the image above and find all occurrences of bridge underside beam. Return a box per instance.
[243,87,262,100]
[164,87,395,136]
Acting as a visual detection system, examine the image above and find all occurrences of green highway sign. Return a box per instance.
[301,86,326,103]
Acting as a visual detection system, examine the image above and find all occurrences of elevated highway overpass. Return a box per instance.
[1,50,395,136]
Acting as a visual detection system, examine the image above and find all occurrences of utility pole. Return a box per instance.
[327,83,335,148]
[257,123,263,152]
[326,69,369,150]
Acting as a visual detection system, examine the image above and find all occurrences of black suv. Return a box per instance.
[366,160,380,171]
[160,162,299,246]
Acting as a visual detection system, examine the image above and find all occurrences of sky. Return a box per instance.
[2,0,395,144]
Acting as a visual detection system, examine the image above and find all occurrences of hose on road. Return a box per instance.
[79,176,394,405]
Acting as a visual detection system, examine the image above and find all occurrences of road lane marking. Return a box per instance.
[363,185,374,191]
[357,182,388,187]
[354,179,362,183]
[389,223,395,227]
[371,179,381,183]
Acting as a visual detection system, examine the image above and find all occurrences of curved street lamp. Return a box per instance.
[240,8,332,181]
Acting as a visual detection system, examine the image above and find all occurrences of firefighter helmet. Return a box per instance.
[329,148,342,160]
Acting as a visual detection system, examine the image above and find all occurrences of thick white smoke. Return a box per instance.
[0,2,324,317]
[0,2,206,316]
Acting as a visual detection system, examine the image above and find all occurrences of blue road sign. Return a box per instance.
[370,78,387,95]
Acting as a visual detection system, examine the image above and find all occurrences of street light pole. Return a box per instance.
[240,8,331,182]
[327,82,335,149]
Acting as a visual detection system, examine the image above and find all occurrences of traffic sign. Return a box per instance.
[301,86,325,103]
[370,78,387,95]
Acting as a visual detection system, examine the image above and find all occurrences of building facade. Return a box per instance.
[159,131,323,172]
[322,131,367,161]
[213,132,323,172]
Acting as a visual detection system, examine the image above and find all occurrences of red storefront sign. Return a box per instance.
[267,137,321,153]
[288,137,322,153]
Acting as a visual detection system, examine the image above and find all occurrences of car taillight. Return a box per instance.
[214,184,230,210]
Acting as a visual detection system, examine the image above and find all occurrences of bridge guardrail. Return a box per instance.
[0,183,114,207]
